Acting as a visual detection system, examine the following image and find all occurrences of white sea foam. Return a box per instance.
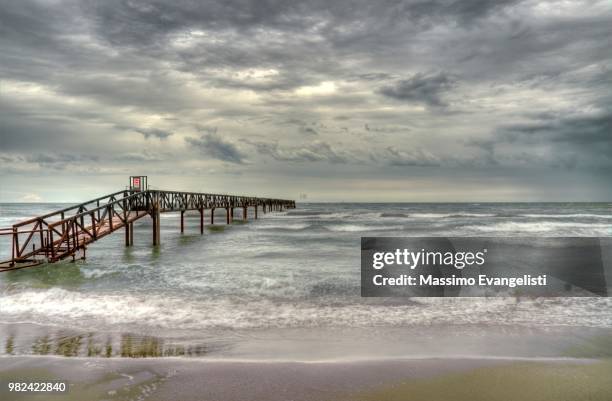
[325,224,404,232]
[80,268,118,279]
[291,212,351,220]
[467,221,611,234]
[408,213,497,218]
[522,213,612,219]
[254,223,310,230]
[1,289,611,331]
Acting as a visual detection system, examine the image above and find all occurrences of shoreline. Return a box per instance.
[0,354,602,365]
[2,321,612,362]
[0,353,602,364]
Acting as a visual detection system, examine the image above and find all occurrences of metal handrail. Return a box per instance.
[47,192,144,227]
[13,190,128,227]
[0,229,50,235]
[14,190,294,229]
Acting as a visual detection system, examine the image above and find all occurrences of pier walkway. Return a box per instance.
[0,180,295,271]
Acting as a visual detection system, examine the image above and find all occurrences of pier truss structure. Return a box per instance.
[0,184,295,271]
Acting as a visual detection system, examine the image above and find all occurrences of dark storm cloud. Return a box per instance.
[2,0,608,103]
[501,111,612,146]
[81,0,522,48]
[194,125,218,134]
[505,111,612,165]
[185,134,245,164]
[134,128,173,140]
[465,109,612,169]
[279,119,320,136]
[302,127,319,136]
[114,125,173,141]
[381,0,525,26]
[24,153,100,170]
[378,72,456,108]
[1,0,612,199]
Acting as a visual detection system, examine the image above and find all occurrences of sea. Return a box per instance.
[1,202,611,360]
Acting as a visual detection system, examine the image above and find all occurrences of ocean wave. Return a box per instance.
[1,289,611,330]
[80,268,121,279]
[253,223,311,230]
[467,221,612,234]
[324,224,404,232]
[285,211,335,216]
[408,213,497,218]
[522,213,612,219]
[271,212,351,221]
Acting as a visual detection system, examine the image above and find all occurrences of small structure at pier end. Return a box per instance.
[0,177,295,271]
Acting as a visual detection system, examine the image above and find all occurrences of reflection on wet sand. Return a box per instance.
[31,334,52,355]
[4,330,210,358]
[5,334,14,355]
[120,334,208,358]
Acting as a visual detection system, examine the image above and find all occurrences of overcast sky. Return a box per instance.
[1,0,611,202]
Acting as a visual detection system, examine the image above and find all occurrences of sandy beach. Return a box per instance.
[2,355,611,401]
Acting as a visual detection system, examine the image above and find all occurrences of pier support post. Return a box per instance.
[125,221,130,246]
[10,228,16,267]
[243,207,247,220]
[199,208,204,234]
[210,208,215,224]
[226,208,231,224]
[152,206,161,246]
[180,210,185,233]
[129,222,134,245]
[255,205,258,219]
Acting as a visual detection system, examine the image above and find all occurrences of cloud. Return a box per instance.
[21,193,43,202]
[500,111,612,146]
[378,72,456,108]
[1,0,612,199]
[185,133,245,164]
[134,128,173,140]
[113,150,165,162]
[465,110,612,168]
[194,125,218,134]
[279,119,321,136]
[364,123,408,133]
[377,146,440,167]
[26,153,100,169]
[252,141,350,164]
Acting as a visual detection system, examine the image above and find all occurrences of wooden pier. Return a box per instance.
[0,177,295,272]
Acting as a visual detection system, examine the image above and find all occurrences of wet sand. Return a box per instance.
[0,356,606,401]
[350,359,612,401]
[2,323,612,400]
